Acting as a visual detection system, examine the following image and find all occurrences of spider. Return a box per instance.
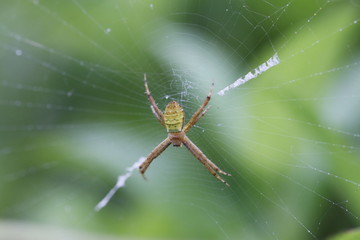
[139,74,231,186]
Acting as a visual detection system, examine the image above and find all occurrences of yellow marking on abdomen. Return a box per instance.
[164,101,184,133]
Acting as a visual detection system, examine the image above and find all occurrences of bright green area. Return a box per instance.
[329,228,360,240]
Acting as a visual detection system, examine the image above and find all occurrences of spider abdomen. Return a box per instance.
[164,101,184,133]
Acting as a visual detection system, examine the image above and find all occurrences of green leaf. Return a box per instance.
[328,228,360,240]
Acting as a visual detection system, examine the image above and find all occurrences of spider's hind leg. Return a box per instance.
[139,137,171,178]
[204,163,230,187]
[183,136,231,186]
[206,160,232,177]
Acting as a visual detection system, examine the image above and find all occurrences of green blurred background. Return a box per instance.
[0,0,360,239]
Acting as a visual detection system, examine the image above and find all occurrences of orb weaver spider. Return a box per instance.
[139,74,231,186]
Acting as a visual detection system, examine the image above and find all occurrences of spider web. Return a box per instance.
[1,0,360,239]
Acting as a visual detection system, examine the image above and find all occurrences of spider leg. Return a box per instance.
[187,105,212,130]
[183,136,231,186]
[183,81,214,133]
[144,73,165,126]
[139,137,171,178]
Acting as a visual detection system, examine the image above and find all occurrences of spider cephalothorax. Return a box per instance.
[139,74,231,186]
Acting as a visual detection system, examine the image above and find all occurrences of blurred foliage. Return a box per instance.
[328,228,360,240]
[0,0,360,239]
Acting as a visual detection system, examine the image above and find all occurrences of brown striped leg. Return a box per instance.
[183,136,230,186]
[144,73,165,126]
[139,137,171,178]
[183,81,214,133]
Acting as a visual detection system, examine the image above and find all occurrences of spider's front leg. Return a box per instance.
[144,73,165,126]
[183,81,214,133]
[139,137,171,178]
